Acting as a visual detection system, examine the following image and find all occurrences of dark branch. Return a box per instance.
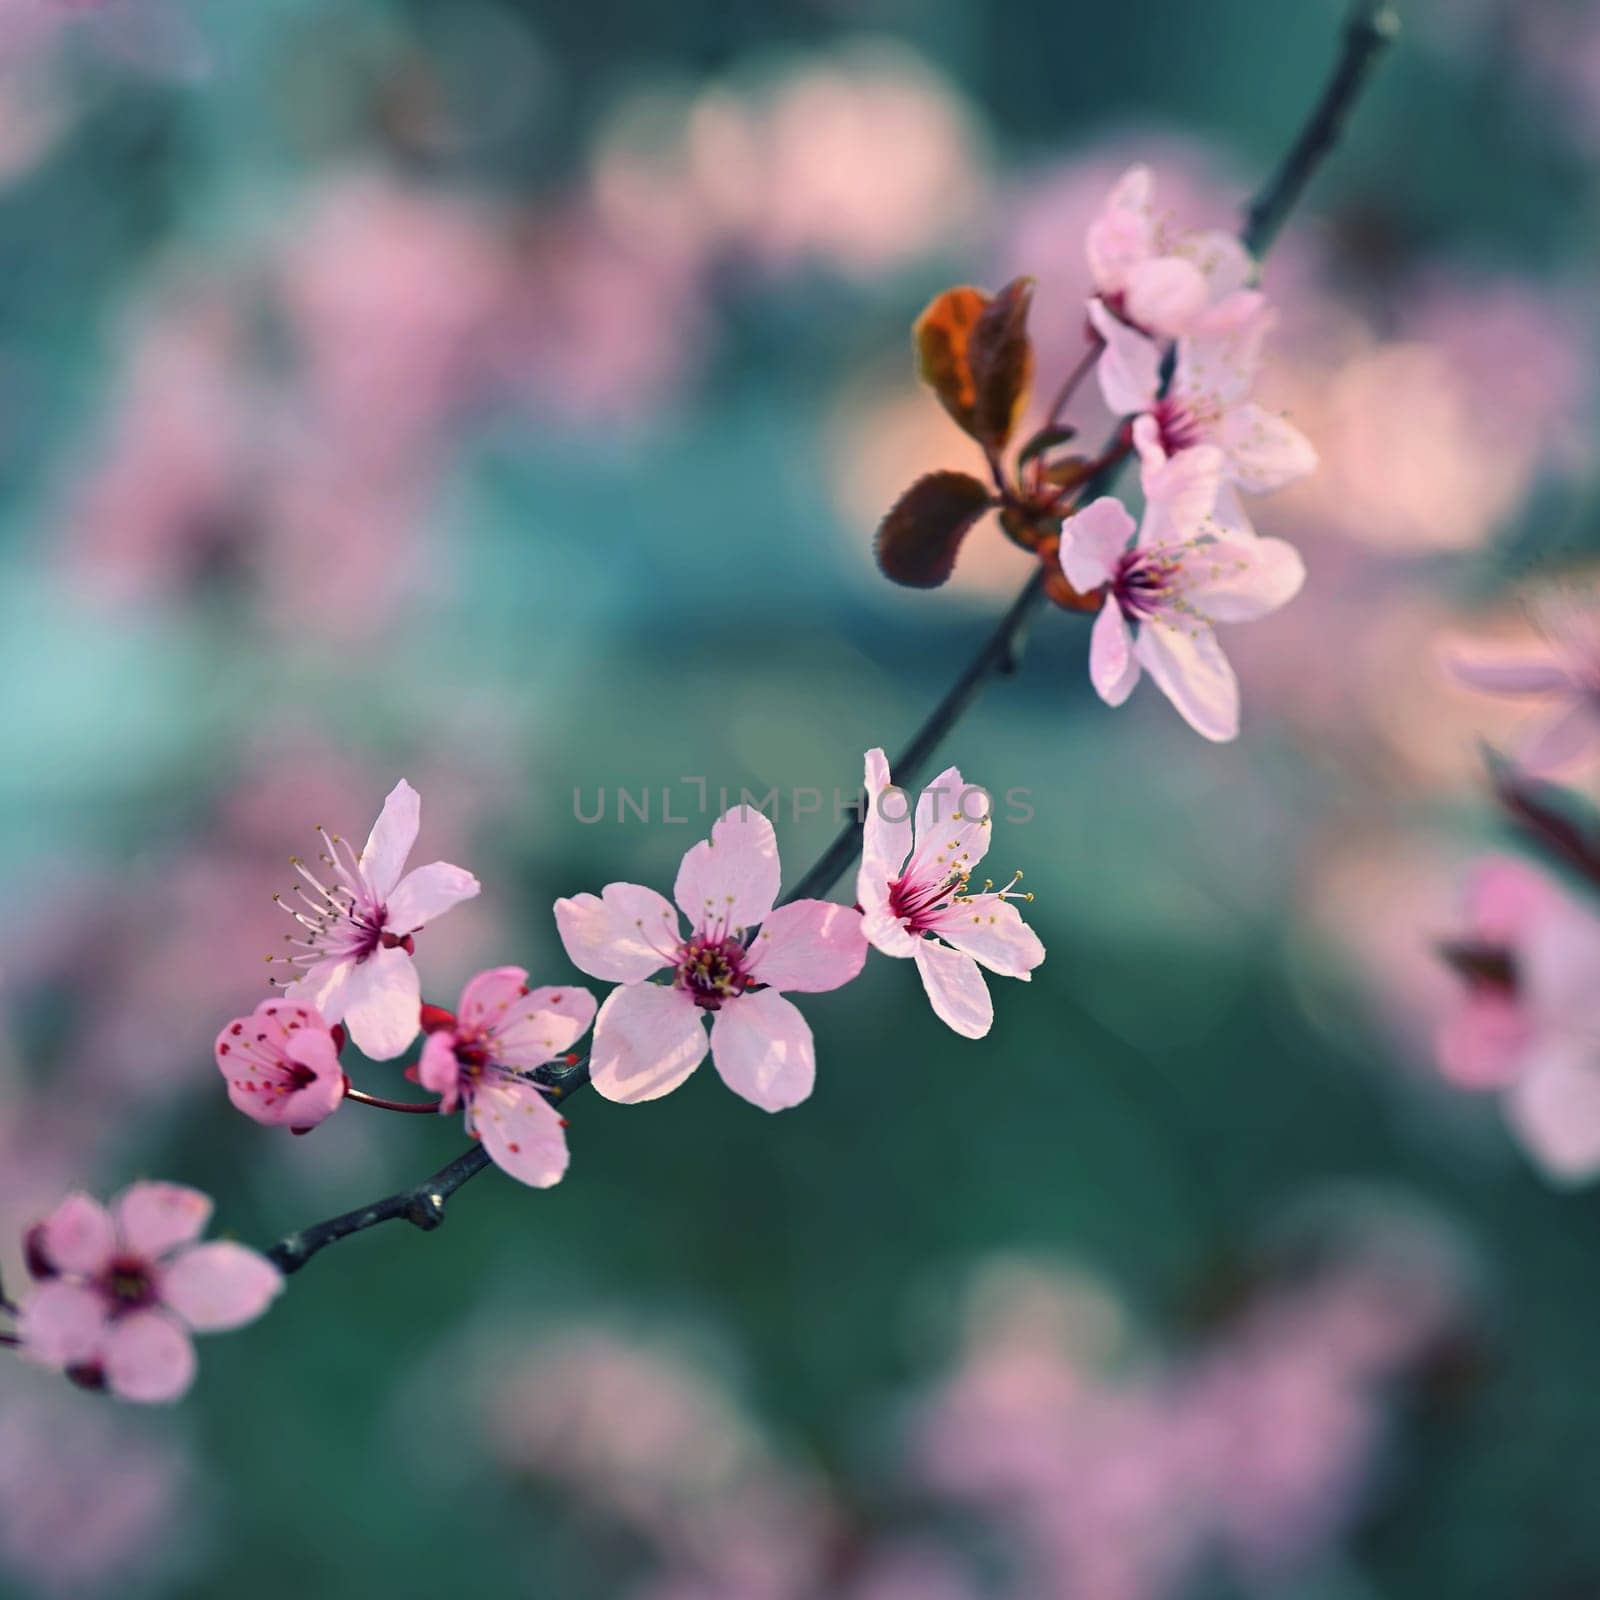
[266,1144,491,1274]
[1242,0,1400,258]
[262,4,1398,1278]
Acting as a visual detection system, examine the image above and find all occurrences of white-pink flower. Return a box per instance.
[1091,288,1316,499]
[273,779,480,1061]
[213,996,345,1131]
[1448,598,1600,774]
[416,967,596,1189]
[554,810,867,1111]
[18,1183,281,1404]
[1086,164,1255,341]
[1060,447,1305,741]
[856,751,1044,1039]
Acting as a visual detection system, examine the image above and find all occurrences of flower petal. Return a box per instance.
[1140,444,1225,547]
[1174,290,1272,407]
[385,861,481,933]
[912,940,993,1039]
[1089,600,1140,707]
[160,1242,283,1333]
[555,883,681,983]
[1124,255,1209,338]
[1088,298,1161,417]
[1179,229,1254,301]
[339,945,422,1060]
[115,1183,213,1261]
[492,985,598,1068]
[359,779,421,899]
[37,1193,116,1276]
[1447,653,1571,696]
[1085,165,1153,291]
[1216,401,1317,493]
[1181,536,1305,623]
[1504,1046,1600,1186]
[416,1031,461,1112]
[471,1077,570,1189]
[927,898,1045,980]
[1060,496,1136,592]
[1520,703,1600,775]
[458,966,529,1027]
[860,747,912,890]
[749,900,868,993]
[19,1282,109,1368]
[862,895,919,959]
[102,1312,198,1405]
[286,958,357,1026]
[709,990,817,1111]
[1135,621,1240,742]
[589,982,708,1104]
[674,808,782,934]
[908,764,993,887]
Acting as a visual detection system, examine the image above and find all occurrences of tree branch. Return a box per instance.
[262,1,1399,1278]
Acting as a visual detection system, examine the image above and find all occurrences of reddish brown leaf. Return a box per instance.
[876,471,995,588]
[912,286,989,438]
[967,276,1035,451]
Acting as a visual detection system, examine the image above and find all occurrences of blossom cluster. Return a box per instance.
[5,757,1045,1403]
[879,164,1316,742]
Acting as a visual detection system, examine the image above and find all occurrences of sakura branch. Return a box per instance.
[1,1,1398,1402]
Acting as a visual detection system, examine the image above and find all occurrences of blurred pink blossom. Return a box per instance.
[1438,856,1600,1183]
[0,1379,197,1594]
[19,1182,281,1404]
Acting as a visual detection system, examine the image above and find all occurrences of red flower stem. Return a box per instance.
[345,1088,443,1115]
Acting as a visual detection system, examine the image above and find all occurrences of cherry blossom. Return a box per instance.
[17,1183,281,1404]
[554,810,866,1111]
[213,997,345,1132]
[1448,597,1600,773]
[272,779,480,1060]
[416,967,596,1189]
[1439,856,1600,1183]
[1091,286,1317,498]
[856,749,1043,1040]
[1060,447,1305,741]
[1086,164,1255,340]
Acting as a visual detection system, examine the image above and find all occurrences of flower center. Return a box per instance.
[888,872,964,934]
[453,1034,493,1082]
[267,827,398,987]
[1112,549,1181,620]
[1152,395,1205,455]
[674,936,751,1010]
[101,1255,156,1314]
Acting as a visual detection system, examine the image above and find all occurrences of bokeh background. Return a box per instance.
[1,0,1598,1595]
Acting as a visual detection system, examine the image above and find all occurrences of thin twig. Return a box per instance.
[1241,0,1399,258]
[261,4,1399,1278]
[345,1087,446,1115]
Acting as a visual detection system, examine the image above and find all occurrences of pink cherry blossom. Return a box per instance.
[213,996,345,1132]
[856,749,1044,1040]
[1086,164,1255,341]
[1439,856,1600,1183]
[554,810,867,1111]
[1448,596,1600,773]
[416,967,596,1189]
[1091,288,1317,498]
[17,1182,281,1404]
[273,779,480,1060]
[1060,447,1305,741]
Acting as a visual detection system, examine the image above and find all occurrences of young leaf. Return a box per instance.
[967,276,1035,452]
[876,471,995,588]
[913,286,988,439]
